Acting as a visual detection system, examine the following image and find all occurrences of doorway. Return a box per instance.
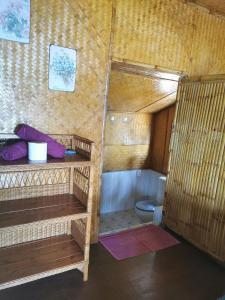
[100,61,181,236]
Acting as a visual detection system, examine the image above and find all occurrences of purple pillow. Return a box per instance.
[16,124,65,158]
[1,141,27,161]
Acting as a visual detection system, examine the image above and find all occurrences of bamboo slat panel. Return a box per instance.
[103,112,151,171]
[112,0,225,76]
[112,0,196,72]
[164,79,225,261]
[0,0,112,242]
[108,70,178,112]
[189,10,225,76]
[104,112,151,145]
[103,145,150,172]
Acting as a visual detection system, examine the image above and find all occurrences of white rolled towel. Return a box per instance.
[28,142,47,162]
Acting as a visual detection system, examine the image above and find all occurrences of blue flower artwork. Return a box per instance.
[0,0,30,43]
[49,45,77,92]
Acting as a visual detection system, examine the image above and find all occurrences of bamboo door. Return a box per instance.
[164,77,225,262]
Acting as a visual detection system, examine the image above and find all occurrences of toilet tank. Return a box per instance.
[156,176,167,205]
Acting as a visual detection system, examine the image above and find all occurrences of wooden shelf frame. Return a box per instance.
[0,134,95,289]
[0,194,87,228]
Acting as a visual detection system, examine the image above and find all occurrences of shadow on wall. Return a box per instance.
[100,169,166,214]
[127,155,151,170]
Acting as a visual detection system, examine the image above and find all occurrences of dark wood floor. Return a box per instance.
[0,237,225,300]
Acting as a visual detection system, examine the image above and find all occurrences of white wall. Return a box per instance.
[100,169,166,214]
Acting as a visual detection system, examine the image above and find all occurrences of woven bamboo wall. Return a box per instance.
[164,78,225,261]
[2,0,225,241]
[103,112,151,171]
[112,0,225,76]
[0,0,112,242]
[189,11,225,75]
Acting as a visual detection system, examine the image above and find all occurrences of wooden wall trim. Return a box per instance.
[149,104,176,174]
[181,74,225,83]
[183,0,225,19]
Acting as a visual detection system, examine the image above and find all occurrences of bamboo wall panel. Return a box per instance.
[0,0,112,242]
[189,11,225,75]
[112,0,225,76]
[103,112,151,171]
[112,0,196,72]
[104,112,151,145]
[104,145,150,172]
[164,79,225,261]
[108,70,178,112]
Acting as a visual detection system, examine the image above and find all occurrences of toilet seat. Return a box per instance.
[135,200,155,212]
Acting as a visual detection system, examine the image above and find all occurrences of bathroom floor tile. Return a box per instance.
[100,209,152,235]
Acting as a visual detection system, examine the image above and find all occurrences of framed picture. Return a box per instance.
[0,0,30,43]
[49,45,77,92]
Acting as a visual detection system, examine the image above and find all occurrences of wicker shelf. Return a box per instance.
[0,194,87,228]
[0,235,84,290]
[0,154,94,171]
[0,134,95,288]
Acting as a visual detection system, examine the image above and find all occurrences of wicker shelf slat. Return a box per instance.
[0,215,84,248]
[0,194,76,213]
[0,235,83,289]
[0,155,94,172]
[0,194,86,228]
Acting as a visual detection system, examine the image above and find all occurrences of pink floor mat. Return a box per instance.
[99,224,180,260]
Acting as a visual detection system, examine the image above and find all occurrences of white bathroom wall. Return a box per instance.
[100,170,137,214]
[100,169,166,214]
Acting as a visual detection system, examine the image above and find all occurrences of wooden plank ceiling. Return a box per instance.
[108,69,178,113]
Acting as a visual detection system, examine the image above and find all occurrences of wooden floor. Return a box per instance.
[0,234,225,300]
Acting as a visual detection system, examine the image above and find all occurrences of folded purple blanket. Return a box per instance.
[16,124,65,158]
[1,141,27,161]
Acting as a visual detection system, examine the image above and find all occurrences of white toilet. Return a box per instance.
[135,200,155,223]
[135,175,166,224]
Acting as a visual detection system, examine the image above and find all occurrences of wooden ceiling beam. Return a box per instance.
[111,60,184,82]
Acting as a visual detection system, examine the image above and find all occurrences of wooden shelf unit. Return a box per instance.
[0,235,84,290]
[0,134,95,290]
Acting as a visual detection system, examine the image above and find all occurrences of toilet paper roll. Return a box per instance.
[28,142,47,162]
